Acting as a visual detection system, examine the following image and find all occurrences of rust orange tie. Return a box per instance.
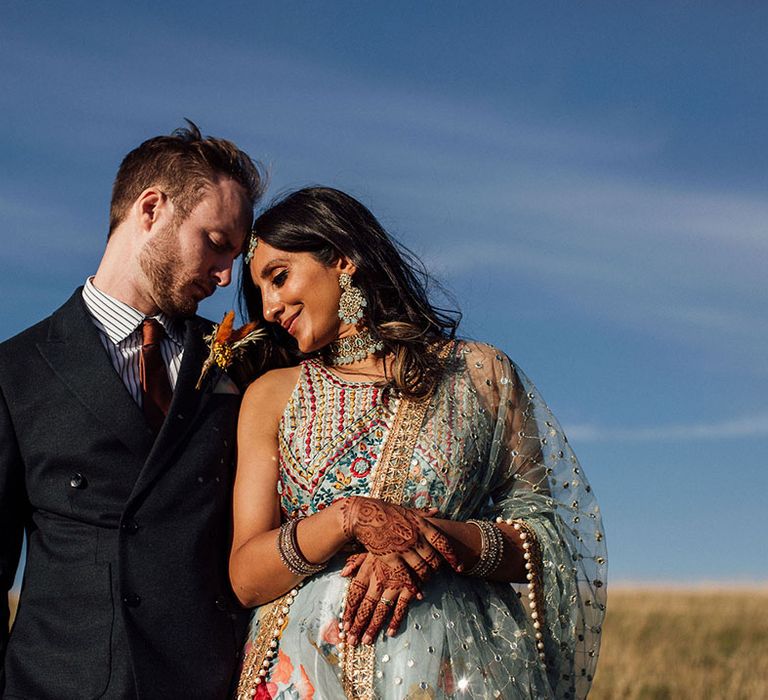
[139,318,173,432]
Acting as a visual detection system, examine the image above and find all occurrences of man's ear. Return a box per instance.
[135,188,173,233]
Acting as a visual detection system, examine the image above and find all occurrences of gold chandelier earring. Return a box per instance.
[337,273,366,325]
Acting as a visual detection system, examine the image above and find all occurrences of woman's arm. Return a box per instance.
[229,368,351,607]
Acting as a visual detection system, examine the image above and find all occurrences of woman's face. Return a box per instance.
[249,240,357,353]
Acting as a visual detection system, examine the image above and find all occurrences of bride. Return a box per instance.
[229,187,606,699]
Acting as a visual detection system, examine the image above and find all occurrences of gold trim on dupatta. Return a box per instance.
[342,341,452,699]
[236,593,292,699]
[340,394,431,699]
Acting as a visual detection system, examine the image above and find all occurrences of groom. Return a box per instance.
[0,124,263,698]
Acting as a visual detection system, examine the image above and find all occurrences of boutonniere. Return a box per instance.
[195,311,267,390]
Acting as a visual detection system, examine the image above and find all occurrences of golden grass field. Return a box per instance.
[9,588,768,698]
[591,588,768,700]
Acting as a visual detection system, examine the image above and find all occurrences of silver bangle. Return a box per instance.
[464,519,505,577]
[277,518,327,577]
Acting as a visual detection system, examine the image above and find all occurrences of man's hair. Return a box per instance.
[108,120,266,235]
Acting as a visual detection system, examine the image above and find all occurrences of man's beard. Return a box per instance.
[138,222,200,318]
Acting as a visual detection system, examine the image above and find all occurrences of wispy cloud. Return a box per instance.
[565,411,768,442]
[2,7,766,363]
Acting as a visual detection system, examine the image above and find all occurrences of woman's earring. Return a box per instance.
[338,273,366,324]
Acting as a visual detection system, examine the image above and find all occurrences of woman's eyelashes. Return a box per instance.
[272,270,288,287]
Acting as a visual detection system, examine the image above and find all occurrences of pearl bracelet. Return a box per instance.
[277,518,328,577]
[464,519,505,577]
[498,516,547,665]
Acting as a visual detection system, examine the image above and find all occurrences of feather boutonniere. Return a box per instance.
[195,311,267,390]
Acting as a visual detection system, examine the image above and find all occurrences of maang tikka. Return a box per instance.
[337,273,366,324]
[243,232,259,265]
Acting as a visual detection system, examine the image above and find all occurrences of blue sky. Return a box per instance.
[2,2,766,584]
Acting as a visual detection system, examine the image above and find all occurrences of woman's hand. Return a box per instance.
[340,497,461,580]
[338,498,461,645]
[341,552,420,645]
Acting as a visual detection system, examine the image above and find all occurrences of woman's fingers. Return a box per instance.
[383,554,423,594]
[400,548,434,584]
[346,593,379,646]
[345,555,424,645]
[343,578,369,631]
[386,589,415,636]
[344,560,384,645]
[341,552,367,577]
[420,520,461,572]
[409,556,432,582]
[361,587,398,644]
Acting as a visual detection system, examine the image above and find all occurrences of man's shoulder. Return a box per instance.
[185,314,215,339]
[0,291,83,358]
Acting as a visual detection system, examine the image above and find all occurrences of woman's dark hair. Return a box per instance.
[239,186,461,398]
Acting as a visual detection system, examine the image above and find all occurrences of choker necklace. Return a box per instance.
[324,329,384,365]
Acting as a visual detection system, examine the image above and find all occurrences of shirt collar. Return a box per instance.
[82,277,184,347]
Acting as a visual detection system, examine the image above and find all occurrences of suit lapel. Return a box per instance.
[36,291,155,460]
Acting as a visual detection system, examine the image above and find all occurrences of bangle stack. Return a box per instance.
[277,518,328,577]
[464,519,505,577]
[498,516,547,665]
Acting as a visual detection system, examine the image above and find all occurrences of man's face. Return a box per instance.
[139,178,251,317]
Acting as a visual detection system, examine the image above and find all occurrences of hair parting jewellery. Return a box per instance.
[243,231,259,265]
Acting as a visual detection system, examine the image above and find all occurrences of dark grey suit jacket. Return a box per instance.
[0,290,249,699]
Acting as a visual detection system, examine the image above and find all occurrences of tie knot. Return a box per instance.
[141,318,165,347]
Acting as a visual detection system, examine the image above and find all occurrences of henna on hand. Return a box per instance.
[424,551,442,571]
[348,594,379,643]
[343,497,462,576]
[345,578,368,616]
[343,554,421,644]
[411,559,430,579]
[363,600,392,644]
[343,497,420,556]
[387,594,412,635]
[341,552,367,578]
[425,527,461,571]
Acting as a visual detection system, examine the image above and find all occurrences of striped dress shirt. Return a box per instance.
[81,278,184,406]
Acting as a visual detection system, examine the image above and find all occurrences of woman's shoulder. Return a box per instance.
[450,338,514,369]
[444,338,523,397]
[241,364,303,418]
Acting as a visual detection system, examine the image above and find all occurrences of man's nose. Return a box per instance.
[214,264,233,288]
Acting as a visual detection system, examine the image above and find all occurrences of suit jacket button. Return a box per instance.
[121,520,139,534]
[69,473,87,489]
[122,593,141,607]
